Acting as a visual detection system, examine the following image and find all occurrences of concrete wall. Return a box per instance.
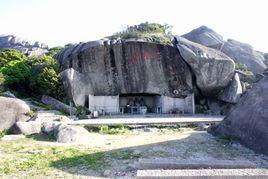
[88,95,119,113]
[161,94,195,114]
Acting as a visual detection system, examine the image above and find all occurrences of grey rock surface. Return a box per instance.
[0,35,48,56]
[218,73,243,103]
[55,124,91,143]
[56,41,193,106]
[174,36,235,95]
[14,121,41,135]
[182,26,224,48]
[222,39,267,74]
[0,97,30,131]
[209,76,268,155]
[182,26,268,74]
[41,95,77,114]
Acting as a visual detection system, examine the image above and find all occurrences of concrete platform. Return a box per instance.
[67,115,223,126]
[137,169,268,179]
[134,159,257,170]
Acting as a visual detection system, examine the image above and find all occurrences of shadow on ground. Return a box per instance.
[48,131,268,178]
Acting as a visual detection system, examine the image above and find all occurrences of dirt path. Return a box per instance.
[0,128,267,178]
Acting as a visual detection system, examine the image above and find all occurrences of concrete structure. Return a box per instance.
[88,93,195,115]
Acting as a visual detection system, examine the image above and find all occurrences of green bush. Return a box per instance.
[108,22,173,45]
[0,60,31,91]
[36,67,65,99]
[0,49,26,67]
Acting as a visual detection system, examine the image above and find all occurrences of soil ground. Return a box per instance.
[0,128,267,178]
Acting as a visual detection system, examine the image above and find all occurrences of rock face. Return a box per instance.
[209,76,268,155]
[174,36,235,96]
[218,73,243,103]
[56,40,193,106]
[0,97,31,131]
[182,26,267,74]
[182,26,224,48]
[0,35,48,56]
[221,39,267,74]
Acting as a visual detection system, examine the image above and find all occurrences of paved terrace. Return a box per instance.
[67,114,224,126]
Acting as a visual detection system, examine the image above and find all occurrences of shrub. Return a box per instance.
[0,60,31,91]
[107,22,173,45]
[0,49,26,67]
[36,67,65,99]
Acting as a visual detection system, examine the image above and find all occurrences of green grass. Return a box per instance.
[0,138,141,176]
[86,125,131,135]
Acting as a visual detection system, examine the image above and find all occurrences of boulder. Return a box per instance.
[56,41,193,106]
[218,73,243,103]
[55,124,91,143]
[41,95,77,114]
[14,121,41,135]
[0,97,31,131]
[182,26,224,48]
[174,36,235,95]
[41,121,61,134]
[221,39,267,74]
[182,26,267,74]
[209,76,268,155]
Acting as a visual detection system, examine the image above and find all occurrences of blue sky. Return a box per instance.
[0,0,267,52]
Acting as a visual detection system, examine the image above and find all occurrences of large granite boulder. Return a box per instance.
[182,26,224,49]
[56,40,193,106]
[218,73,243,103]
[182,26,267,74]
[209,76,268,155]
[174,36,235,96]
[221,39,267,74]
[0,35,48,56]
[0,97,31,131]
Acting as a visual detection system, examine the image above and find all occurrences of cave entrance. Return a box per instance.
[119,93,162,114]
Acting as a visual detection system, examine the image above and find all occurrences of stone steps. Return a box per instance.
[134,159,257,170]
[137,169,268,179]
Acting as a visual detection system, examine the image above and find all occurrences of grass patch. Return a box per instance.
[86,125,130,135]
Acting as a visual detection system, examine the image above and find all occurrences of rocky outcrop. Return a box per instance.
[221,39,267,74]
[218,73,243,103]
[0,35,48,56]
[182,26,224,49]
[182,26,267,74]
[41,95,77,114]
[56,40,193,106]
[209,76,268,155]
[0,97,31,131]
[174,36,235,96]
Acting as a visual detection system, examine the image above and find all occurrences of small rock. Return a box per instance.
[103,170,111,177]
[143,128,159,132]
[14,121,41,135]
[56,124,91,143]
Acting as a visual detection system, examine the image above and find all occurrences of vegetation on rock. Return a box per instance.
[107,22,173,45]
